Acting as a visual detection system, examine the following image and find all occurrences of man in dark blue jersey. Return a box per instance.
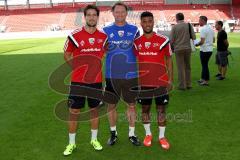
[103,2,141,146]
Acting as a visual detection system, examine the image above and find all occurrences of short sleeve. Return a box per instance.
[103,37,108,52]
[135,29,140,39]
[200,28,206,39]
[170,26,175,41]
[163,43,172,57]
[133,41,139,56]
[190,25,196,40]
[222,31,227,40]
[63,37,75,53]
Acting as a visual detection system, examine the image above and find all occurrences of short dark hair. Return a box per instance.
[216,20,223,27]
[83,5,100,17]
[176,13,184,21]
[200,16,208,22]
[140,11,154,20]
[112,2,128,12]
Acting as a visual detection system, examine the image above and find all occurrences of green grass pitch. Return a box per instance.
[0,33,240,160]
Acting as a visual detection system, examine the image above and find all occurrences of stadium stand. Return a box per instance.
[0,0,239,33]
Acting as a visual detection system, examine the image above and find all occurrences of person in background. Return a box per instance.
[195,16,215,86]
[215,20,229,80]
[170,13,196,90]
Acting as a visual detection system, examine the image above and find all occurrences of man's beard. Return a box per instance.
[144,29,153,34]
[86,22,97,27]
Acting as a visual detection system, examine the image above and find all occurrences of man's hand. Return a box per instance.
[167,81,173,92]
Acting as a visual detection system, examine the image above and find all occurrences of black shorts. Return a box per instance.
[68,82,102,109]
[105,78,138,104]
[216,51,228,67]
[138,87,169,106]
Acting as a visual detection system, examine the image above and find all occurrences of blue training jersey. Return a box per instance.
[103,23,140,79]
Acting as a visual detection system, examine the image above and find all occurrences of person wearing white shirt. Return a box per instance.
[195,16,215,86]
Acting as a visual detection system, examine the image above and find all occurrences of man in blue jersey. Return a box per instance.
[103,2,141,146]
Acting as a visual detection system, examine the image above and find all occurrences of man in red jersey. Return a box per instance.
[134,11,173,149]
[63,5,107,155]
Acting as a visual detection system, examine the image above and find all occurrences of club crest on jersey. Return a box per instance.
[80,40,85,46]
[145,42,151,49]
[89,38,95,45]
[118,30,124,37]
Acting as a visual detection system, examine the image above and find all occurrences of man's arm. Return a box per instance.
[170,27,175,45]
[191,25,196,40]
[64,51,73,67]
[166,55,173,91]
[195,29,206,46]
[195,37,205,46]
[224,39,229,48]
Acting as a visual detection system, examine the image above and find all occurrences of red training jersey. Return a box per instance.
[134,32,172,87]
[64,27,107,83]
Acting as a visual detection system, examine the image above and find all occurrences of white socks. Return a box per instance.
[143,123,152,136]
[159,126,166,139]
[129,127,135,137]
[141,125,165,138]
[69,130,99,144]
[110,126,116,131]
[69,133,76,145]
[110,126,117,135]
[110,126,136,137]
[91,129,98,141]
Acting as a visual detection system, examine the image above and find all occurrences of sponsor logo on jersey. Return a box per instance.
[89,38,95,45]
[111,40,131,45]
[139,52,158,56]
[81,48,101,52]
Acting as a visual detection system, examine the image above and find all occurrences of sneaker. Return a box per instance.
[197,79,204,83]
[143,135,152,147]
[187,86,192,90]
[217,76,225,80]
[107,131,118,146]
[159,137,170,150]
[63,144,76,156]
[129,136,141,146]
[90,139,103,151]
[215,73,222,77]
[199,81,209,86]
